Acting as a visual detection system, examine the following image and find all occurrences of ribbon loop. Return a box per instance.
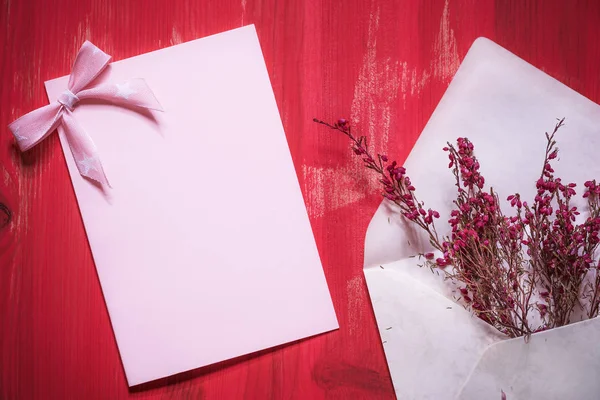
[8,41,162,186]
[68,41,111,93]
[57,89,79,111]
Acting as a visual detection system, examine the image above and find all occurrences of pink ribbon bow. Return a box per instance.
[8,41,163,186]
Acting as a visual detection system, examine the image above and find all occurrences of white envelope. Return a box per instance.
[363,38,600,400]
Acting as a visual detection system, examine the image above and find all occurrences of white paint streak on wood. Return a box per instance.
[347,275,366,335]
[433,0,460,81]
[302,165,375,219]
[170,27,183,46]
[350,5,399,155]
[400,62,431,109]
[241,0,247,25]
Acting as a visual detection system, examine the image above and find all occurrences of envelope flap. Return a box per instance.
[364,259,505,399]
[458,317,600,400]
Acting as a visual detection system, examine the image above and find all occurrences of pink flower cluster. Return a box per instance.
[435,138,501,270]
[500,122,600,328]
[584,179,600,198]
[446,137,485,189]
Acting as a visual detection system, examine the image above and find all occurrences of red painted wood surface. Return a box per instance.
[2,1,600,398]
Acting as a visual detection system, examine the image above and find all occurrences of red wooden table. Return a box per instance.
[2,1,600,399]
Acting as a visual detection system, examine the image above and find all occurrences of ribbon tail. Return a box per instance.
[61,111,110,187]
[77,78,164,111]
[8,104,63,151]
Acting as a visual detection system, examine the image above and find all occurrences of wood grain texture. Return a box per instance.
[2,0,600,398]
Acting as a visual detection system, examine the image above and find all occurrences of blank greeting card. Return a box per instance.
[37,25,338,386]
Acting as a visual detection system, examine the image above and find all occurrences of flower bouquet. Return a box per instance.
[316,117,600,338]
